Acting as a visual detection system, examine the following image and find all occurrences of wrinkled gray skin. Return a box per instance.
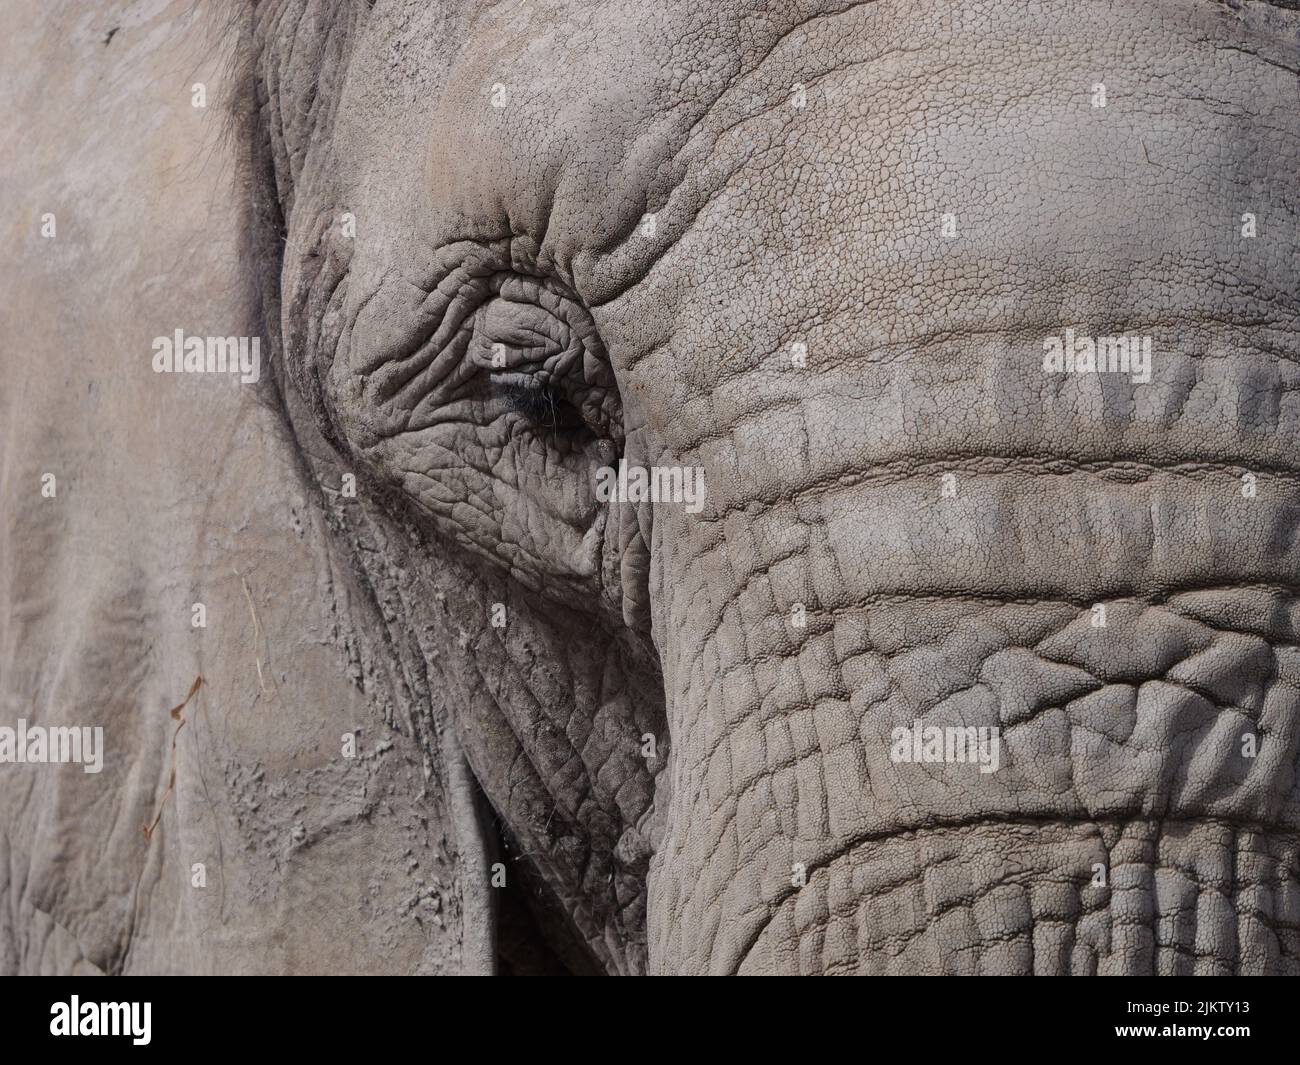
[4,0,1300,975]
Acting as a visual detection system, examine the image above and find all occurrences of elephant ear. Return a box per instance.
[0,0,495,975]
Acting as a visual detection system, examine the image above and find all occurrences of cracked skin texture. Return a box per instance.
[251,0,1300,974]
[4,0,1299,975]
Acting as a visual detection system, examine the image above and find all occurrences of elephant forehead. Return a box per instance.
[580,2,1300,458]
[320,1,857,293]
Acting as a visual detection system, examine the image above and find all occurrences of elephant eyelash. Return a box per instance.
[496,375,585,432]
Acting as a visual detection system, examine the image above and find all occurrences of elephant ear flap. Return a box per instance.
[441,729,499,975]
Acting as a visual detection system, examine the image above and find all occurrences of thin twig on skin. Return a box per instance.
[233,567,267,694]
[142,674,204,842]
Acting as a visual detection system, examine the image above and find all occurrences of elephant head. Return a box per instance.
[4,0,1299,975]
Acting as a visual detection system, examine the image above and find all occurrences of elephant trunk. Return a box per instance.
[644,483,1300,972]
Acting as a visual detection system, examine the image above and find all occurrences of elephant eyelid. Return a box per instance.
[442,263,623,442]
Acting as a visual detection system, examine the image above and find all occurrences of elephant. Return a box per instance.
[2,0,1299,976]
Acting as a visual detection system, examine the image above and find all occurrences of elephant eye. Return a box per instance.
[315,254,628,594]
[494,371,588,433]
[467,274,622,444]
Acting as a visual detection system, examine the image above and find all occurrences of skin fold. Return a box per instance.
[2,0,1299,974]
